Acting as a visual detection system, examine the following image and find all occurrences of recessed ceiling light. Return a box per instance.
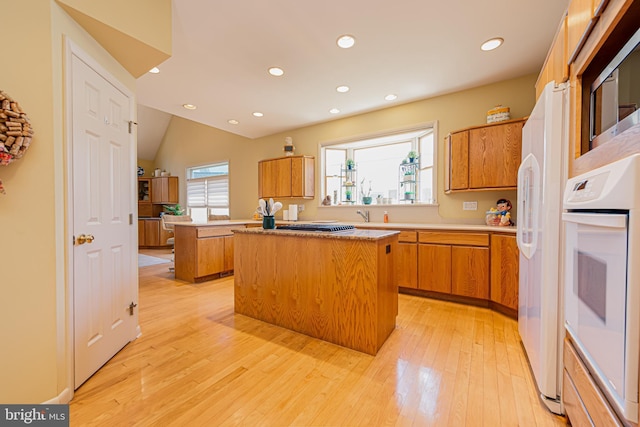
[182,104,197,110]
[252,112,264,117]
[336,35,355,49]
[228,119,239,125]
[329,108,340,114]
[385,94,398,101]
[481,37,504,51]
[336,85,350,93]
[149,67,160,74]
[268,67,284,77]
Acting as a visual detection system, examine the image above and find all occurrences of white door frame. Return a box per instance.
[64,37,139,398]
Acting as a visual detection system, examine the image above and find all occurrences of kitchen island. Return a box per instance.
[233,227,399,355]
[173,221,251,282]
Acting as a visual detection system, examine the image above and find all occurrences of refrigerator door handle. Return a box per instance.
[517,153,540,259]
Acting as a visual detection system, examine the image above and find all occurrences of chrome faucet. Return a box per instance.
[356,209,370,223]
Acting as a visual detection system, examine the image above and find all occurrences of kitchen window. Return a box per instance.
[186,162,229,222]
[321,123,436,205]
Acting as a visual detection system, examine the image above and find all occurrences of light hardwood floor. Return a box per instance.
[69,250,568,426]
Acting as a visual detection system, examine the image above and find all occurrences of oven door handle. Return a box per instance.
[562,212,627,228]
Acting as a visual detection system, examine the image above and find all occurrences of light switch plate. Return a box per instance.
[463,201,478,211]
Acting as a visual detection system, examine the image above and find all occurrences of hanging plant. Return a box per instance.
[0,90,35,194]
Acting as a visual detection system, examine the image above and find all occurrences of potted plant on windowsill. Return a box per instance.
[346,159,355,170]
[407,150,419,163]
[163,204,185,216]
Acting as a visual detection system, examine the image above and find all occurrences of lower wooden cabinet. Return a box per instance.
[174,225,238,282]
[138,218,173,248]
[396,231,418,289]
[417,232,489,299]
[418,244,452,293]
[451,246,489,299]
[490,234,519,311]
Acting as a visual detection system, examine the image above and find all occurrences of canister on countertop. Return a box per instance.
[288,204,298,221]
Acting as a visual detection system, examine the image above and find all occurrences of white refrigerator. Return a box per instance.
[517,80,569,415]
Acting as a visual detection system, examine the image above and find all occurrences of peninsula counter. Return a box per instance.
[232,228,399,355]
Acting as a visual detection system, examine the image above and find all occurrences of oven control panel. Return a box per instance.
[565,171,609,203]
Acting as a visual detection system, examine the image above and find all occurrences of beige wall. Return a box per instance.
[153,116,255,218]
[1,0,139,404]
[137,158,156,178]
[156,74,535,224]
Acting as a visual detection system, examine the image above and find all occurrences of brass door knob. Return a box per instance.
[76,234,95,245]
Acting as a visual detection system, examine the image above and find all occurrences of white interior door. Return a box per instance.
[71,53,137,388]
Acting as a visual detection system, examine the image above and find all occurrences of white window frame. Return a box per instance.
[318,122,438,206]
[186,162,230,221]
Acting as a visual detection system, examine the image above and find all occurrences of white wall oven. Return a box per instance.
[563,154,640,423]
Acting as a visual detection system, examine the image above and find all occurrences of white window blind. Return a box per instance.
[186,175,229,209]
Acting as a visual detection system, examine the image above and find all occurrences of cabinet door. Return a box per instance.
[418,244,451,293]
[490,234,519,310]
[196,237,225,277]
[396,242,418,289]
[451,246,489,299]
[291,157,315,198]
[151,176,178,204]
[144,219,160,247]
[468,121,523,189]
[224,235,234,272]
[567,0,595,63]
[259,158,292,198]
[448,131,469,191]
[138,220,145,247]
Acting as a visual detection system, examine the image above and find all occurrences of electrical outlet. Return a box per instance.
[298,205,304,212]
[463,201,477,211]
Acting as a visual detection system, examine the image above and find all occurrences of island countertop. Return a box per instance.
[232,226,399,241]
[171,219,515,234]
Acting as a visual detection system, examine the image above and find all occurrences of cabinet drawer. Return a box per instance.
[418,231,489,247]
[563,338,622,426]
[563,369,595,427]
[398,231,417,243]
[197,227,235,238]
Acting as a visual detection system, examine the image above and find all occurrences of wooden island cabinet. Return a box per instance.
[233,227,399,355]
[173,222,247,283]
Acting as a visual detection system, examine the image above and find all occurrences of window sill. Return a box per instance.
[319,202,438,208]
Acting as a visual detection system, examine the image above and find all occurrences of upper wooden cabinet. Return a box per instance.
[445,118,525,192]
[137,176,179,217]
[567,0,598,64]
[151,176,179,204]
[258,155,315,199]
[536,13,569,98]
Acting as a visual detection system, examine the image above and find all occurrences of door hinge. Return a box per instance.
[129,302,138,315]
[129,213,133,225]
[128,121,138,134]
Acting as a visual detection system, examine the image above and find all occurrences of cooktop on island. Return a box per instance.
[276,223,355,232]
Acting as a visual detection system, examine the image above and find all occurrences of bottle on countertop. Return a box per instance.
[383,211,389,223]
